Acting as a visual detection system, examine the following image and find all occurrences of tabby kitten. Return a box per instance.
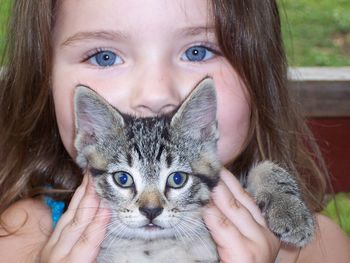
[74,78,314,263]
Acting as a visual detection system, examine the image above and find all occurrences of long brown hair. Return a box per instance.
[211,1,330,211]
[0,0,81,215]
[0,0,329,218]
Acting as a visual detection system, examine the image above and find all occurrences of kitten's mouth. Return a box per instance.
[143,223,164,230]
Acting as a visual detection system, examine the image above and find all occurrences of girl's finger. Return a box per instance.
[203,202,246,251]
[70,203,110,261]
[45,174,89,249]
[211,180,266,240]
[220,168,266,227]
[52,175,100,256]
[67,173,89,211]
[204,202,280,263]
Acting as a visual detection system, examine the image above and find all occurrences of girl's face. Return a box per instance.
[52,0,250,166]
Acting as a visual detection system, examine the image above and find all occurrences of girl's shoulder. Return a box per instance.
[0,198,53,261]
[298,213,350,262]
[278,213,350,263]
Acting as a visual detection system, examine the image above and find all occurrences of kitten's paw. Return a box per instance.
[257,192,315,247]
[246,161,315,247]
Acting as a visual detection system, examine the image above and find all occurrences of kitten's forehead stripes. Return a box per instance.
[156,144,165,162]
[165,153,173,168]
[126,152,133,167]
[133,143,143,160]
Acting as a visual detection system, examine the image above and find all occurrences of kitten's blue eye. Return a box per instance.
[167,172,188,189]
[181,46,215,62]
[89,50,123,67]
[113,171,134,188]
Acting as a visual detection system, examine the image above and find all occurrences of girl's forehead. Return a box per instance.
[54,0,213,42]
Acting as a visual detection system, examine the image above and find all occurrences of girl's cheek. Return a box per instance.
[52,91,76,157]
[51,67,78,158]
[213,70,251,165]
[217,109,250,165]
[219,127,250,165]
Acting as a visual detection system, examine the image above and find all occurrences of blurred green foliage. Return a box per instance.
[279,0,350,66]
[0,0,11,62]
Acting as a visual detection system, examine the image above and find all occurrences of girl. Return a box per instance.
[0,0,349,262]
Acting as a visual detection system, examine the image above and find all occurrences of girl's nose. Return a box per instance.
[129,66,182,117]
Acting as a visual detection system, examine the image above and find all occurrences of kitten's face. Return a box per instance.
[74,78,220,239]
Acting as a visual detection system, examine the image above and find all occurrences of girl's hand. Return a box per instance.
[203,168,280,263]
[40,173,110,263]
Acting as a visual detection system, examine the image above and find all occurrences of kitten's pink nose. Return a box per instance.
[139,206,164,221]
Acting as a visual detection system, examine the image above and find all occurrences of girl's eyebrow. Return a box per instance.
[177,26,216,37]
[60,26,215,47]
[61,30,129,47]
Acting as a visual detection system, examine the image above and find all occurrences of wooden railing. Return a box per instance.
[288,67,350,192]
[288,67,350,117]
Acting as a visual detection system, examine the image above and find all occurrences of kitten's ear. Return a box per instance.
[171,78,218,141]
[74,85,124,150]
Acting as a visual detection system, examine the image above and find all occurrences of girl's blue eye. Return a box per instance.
[113,171,134,188]
[182,46,215,62]
[89,50,123,67]
[167,172,188,189]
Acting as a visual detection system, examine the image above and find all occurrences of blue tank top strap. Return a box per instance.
[44,196,65,228]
